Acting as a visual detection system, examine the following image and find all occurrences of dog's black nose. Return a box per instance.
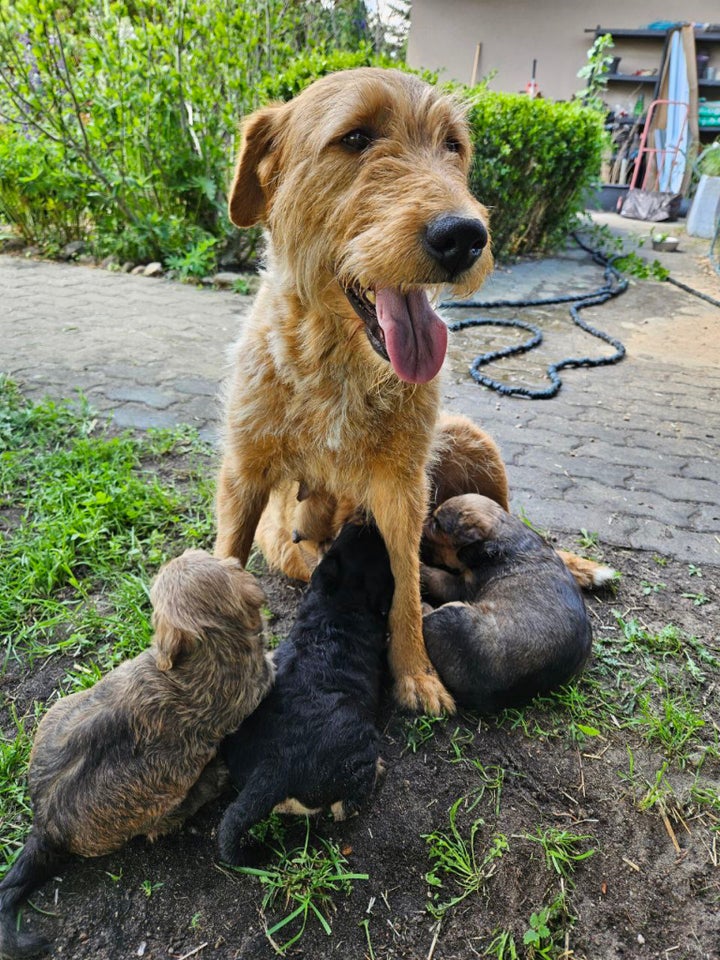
[423,215,488,278]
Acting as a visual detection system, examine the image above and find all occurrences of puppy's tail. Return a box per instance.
[0,830,64,958]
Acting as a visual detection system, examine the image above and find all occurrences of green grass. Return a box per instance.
[231,818,368,954]
[423,796,508,920]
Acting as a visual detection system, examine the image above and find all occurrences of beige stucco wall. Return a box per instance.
[407,0,720,108]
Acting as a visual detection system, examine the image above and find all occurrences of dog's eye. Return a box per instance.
[445,137,462,154]
[341,129,374,152]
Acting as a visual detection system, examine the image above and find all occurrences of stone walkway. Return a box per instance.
[2,212,719,564]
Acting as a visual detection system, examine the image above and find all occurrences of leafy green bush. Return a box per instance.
[0,0,389,265]
[0,126,89,248]
[466,91,605,259]
[260,43,394,102]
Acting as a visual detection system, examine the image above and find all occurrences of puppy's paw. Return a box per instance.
[394,671,455,716]
[217,816,247,867]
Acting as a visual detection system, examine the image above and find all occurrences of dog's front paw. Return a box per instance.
[394,670,455,716]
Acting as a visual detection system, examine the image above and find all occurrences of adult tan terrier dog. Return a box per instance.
[216,68,493,715]
[0,550,273,959]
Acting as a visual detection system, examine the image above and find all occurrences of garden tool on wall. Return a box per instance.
[526,59,539,98]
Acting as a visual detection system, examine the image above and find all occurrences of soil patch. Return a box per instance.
[6,539,719,960]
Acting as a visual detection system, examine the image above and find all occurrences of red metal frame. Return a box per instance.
[627,99,689,192]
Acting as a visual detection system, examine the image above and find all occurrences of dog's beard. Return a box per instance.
[342,283,448,384]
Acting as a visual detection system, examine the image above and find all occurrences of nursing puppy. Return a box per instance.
[255,411,509,583]
[421,494,593,713]
[0,550,273,959]
[218,520,394,866]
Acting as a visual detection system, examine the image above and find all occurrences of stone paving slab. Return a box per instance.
[2,217,719,564]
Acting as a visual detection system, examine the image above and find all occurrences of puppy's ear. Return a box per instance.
[152,616,197,672]
[228,104,285,227]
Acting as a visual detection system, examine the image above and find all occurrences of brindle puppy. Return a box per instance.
[421,494,593,713]
[0,550,273,958]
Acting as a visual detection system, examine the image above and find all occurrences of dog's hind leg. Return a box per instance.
[0,829,66,958]
[369,472,455,717]
[148,757,230,840]
[217,769,285,866]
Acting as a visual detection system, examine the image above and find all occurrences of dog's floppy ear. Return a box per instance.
[228,104,285,227]
[152,615,198,672]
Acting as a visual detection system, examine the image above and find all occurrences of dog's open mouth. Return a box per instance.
[343,283,448,385]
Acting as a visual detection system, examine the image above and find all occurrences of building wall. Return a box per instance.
[407,0,720,109]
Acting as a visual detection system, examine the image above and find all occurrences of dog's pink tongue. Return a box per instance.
[375,288,448,384]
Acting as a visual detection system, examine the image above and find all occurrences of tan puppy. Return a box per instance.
[216,68,494,714]
[0,550,273,958]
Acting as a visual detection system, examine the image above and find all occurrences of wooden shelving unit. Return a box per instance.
[587,24,720,133]
[587,24,720,202]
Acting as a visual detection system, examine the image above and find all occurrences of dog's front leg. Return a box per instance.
[214,456,271,565]
[369,478,455,716]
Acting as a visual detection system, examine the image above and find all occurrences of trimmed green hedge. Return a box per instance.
[466,91,605,259]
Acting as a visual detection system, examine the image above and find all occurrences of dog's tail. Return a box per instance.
[0,830,64,958]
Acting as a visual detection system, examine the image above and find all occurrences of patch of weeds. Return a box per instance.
[141,880,164,898]
[579,221,667,278]
[423,796,508,919]
[641,580,665,595]
[189,911,203,931]
[688,564,703,578]
[232,277,251,294]
[653,555,669,566]
[521,827,595,879]
[231,818,367,955]
[578,222,669,280]
[486,891,574,960]
[681,592,710,607]
[165,236,218,280]
[637,689,706,763]
[403,714,446,754]
[577,528,599,550]
[447,737,506,815]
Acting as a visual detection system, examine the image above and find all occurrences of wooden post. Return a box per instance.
[471,43,482,86]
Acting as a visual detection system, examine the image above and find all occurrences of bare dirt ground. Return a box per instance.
[5,535,718,960]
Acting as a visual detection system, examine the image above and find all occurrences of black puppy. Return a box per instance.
[421,494,593,714]
[218,520,394,865]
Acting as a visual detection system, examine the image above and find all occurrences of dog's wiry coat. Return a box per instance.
[216,68,493,714]
[0,550,273,959]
